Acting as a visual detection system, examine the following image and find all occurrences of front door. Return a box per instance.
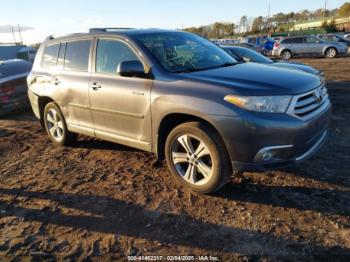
[305,37,324,55]
[89,38,152,151]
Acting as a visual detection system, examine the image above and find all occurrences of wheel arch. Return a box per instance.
[156,113,228,160]
[323,46,338,55]
[280,49,292,58]
[37,96,55,129]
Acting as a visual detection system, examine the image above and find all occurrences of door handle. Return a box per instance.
[90,82,102,90]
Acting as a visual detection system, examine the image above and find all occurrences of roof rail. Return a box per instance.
[89,28,135,33]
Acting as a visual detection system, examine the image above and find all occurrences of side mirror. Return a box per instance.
[117,60,145,77]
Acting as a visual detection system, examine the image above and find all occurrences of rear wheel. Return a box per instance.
[280,50,292,60]
[165,122,232,194]
[43,102,76,146]
[325,47,337,58]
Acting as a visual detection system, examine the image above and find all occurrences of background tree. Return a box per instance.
[239,16,247,33]
[251,16,263,33]
[338,2,350,17]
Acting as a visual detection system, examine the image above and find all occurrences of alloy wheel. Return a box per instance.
[46,108,64,141]
[282,51,291,60]
[170,134,213,186]
[326,48,336,58]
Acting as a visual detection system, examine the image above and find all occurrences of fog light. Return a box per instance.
[254,145,294,163]
[262,152,273,161]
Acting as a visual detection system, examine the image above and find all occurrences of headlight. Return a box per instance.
[224,95,292,113]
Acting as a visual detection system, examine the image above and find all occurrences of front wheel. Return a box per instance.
[325,48,337,58]
[165,122,232,194]
[43,102,76,146]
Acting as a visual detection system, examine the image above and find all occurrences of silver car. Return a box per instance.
[272,36,347,60]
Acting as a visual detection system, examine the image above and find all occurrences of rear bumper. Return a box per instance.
[28,90,41,119]
[0,95,29,116]
[272,50,280,56]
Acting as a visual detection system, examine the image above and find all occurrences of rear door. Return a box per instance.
[88,37,152,151]
[53,39,94,135]
[291,37,306,55]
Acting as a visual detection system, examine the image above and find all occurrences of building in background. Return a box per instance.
[292,16,350,32]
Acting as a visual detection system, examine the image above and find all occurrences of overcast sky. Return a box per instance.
[0,0,347,44]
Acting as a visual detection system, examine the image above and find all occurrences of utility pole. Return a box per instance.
[324,0,328,19]
[18,24,23,44]
[267,1,271,34]
[11,27,16,44]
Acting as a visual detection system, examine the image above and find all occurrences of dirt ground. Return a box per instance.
[0,57,350,261]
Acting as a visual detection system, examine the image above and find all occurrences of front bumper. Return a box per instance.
[211,101,331,172]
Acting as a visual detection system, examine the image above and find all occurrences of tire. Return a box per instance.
[43,102,77,146]
[280,50,292,60]
[165,122,232,194]
[325,47,337,58]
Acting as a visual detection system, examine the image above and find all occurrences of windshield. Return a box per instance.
[228,47,272,64]
[135,32,237,73]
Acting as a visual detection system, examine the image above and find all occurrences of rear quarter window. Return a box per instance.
[41,44,60,68]
[64,40,91,72]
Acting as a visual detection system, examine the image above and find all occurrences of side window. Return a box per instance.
[293,38,304,44]
[64,40,91,72]
[41,44,60,68]
[96,39,140,74]
[282,39,291,44]
[306,37,318,44]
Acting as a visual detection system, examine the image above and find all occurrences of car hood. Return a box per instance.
[270,61,320,75]
[180,62,322,96]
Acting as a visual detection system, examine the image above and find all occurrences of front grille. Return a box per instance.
[288,85,330,121]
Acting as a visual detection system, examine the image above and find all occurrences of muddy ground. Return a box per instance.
[0,57,350,261]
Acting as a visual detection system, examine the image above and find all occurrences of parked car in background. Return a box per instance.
[28,28,331,193]
[228,42,266,54]
[318,33,350,47]
[272,36,348,60]
[344,34,350,40]
[244,35,275,52]
[0,44,36,63]
[222,46,324,78]
[0,59,32,116]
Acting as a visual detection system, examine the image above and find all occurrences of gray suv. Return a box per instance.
[272,36,347,60]
[28,29,331,193]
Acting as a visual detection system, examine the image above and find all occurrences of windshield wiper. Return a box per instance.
[175,62,237,73]
[215,62,237,68]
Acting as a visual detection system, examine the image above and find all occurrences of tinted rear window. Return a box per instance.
[41,44,60,68]
[282,38,304,44]
[293,37,304,44]
[64,40,91,72]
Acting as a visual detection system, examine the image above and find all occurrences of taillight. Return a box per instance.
[0,96,10,103]
[0,85,15,94]
[274,43,280,49]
